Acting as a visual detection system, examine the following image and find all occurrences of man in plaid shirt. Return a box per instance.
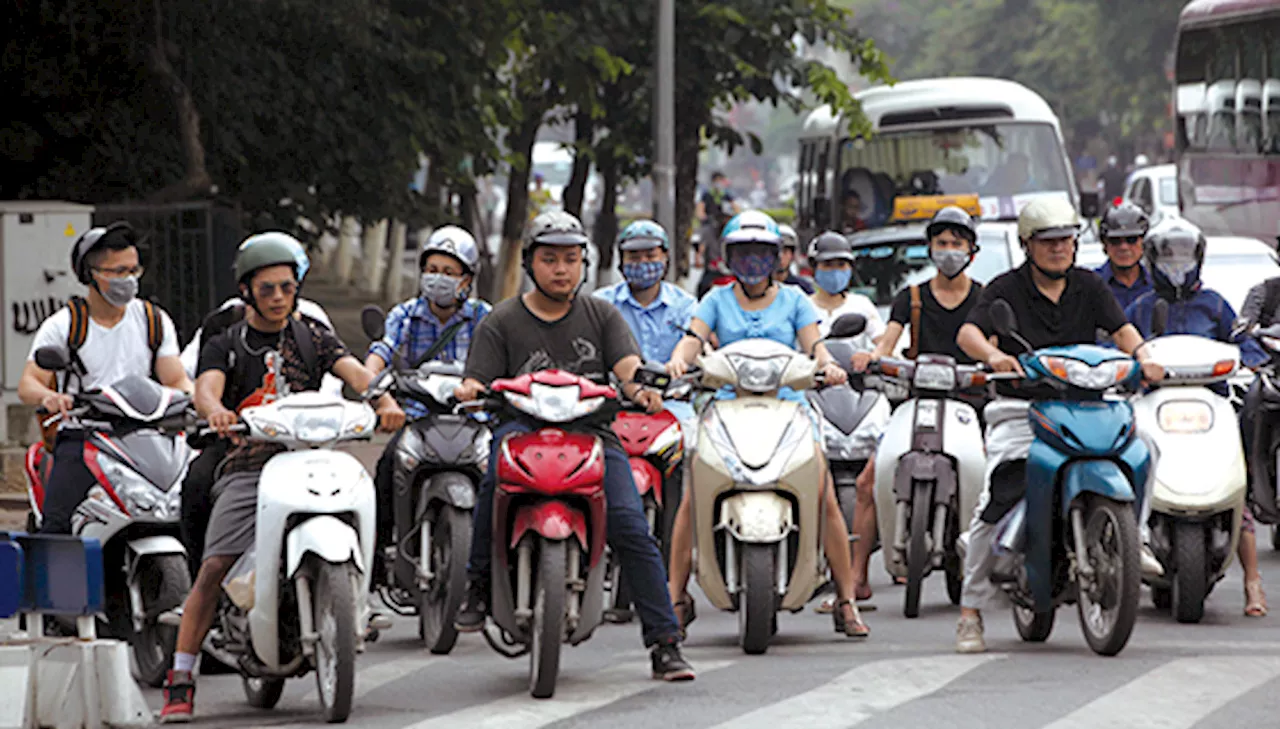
[364,226,491,624]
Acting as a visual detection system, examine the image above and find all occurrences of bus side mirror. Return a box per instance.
[1079,190,1100,219]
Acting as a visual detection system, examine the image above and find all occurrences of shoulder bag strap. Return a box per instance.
[907,284,922,359]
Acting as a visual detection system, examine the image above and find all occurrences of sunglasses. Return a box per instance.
[1105,236,1143,246]
[254,280,298,297]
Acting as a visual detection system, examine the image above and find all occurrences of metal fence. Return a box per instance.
[92,202,243,342]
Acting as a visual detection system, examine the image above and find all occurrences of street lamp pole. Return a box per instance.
[654,0,676,276]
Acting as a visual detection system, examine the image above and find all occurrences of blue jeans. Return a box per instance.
[468,420,680,646]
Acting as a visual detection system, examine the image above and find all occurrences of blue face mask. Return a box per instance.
[814,268,852,294]
[621,260,665,290]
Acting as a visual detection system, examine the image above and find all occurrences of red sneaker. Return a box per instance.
[159,670,195,723]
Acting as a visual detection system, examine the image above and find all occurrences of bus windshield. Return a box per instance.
[838,123,1073,206]
[849,231,1012,307]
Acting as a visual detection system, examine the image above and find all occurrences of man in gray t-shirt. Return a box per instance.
[452,210,696,682]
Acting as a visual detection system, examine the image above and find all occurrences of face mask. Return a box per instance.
[814,268,852,294]
[729,252,776,286]
[420,273,461,307]
[931,249,971,279]
[621,261,665,290]
[99,275,138,308]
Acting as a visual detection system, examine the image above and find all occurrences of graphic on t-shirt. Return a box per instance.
[516,337,602,379]
[236,350,283,412]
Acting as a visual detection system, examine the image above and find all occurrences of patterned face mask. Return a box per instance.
[621,260,665,289]
[729,252,777,286]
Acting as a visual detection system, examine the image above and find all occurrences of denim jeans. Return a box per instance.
[38,431,94,535]
[468,420,680,646]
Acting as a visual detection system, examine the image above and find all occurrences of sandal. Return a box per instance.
[854,583,877,611]
[833,599,870,639]
[1245,579,1268,617]
[674,594,697,638]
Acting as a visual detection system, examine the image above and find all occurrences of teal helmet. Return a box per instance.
[720,210,781,248]
[616,220,670,252]
[237,232,310,282]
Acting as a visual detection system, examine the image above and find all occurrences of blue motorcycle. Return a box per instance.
[986,300,1148,657]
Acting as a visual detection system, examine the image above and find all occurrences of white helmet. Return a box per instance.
[420,225,480,274]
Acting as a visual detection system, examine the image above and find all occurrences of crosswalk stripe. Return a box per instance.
[1042,655,1280,729]
[397,659,734,729]
[707,653,1005,729]
[355,654,442,700]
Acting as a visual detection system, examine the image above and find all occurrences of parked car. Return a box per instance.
[1122,163,1179,223]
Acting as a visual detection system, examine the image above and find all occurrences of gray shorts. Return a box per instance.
[204,470,261,558]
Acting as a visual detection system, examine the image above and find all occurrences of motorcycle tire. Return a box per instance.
[130,555,190,688]
[904,481,931,619]
[1076,497,1140,657]
[313,561,357,723]
[1151,586,1172,611]
[945,553,963,607]
[739,542,777,655]
[1271,524,1279,551]
[530,539,567,699]
[421,505,471,655]
[242,676,286,709]
[1013,604,1055,642]
[837,485,858,537]
[1172,522,1207,624]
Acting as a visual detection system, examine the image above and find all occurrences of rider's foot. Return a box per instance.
[364,610,393,641]
[833,599,870,638]
[955,614,986,654]
[159,670,195,723]
[454,580,489,633]
[1140,545,1164,577]
[158,597,185,627]
[650,637,696,681]
[673,594,697,639]
[1246,578,1268,617]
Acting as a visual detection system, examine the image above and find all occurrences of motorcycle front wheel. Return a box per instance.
[529,539,567,699]
[1075,497,1140,657]
[739,542,777,655]
[904,481,932,619]
[130,555,190,687]
[313,562,357,723]
[1013,603,1055,642]
[1171,522,1207,624]
[421,505,471,654]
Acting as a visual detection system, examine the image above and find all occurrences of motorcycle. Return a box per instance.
[604,401,684,623]
[468,369,614,699]
[982,300,1147,657]
[654,337,830,655]
[807,316,891,541]
[25,346,192,688]
[869,353,987,618]
[1240,323,1280,548]
[195,390,378,723]
[359,308,488,653]
[1131,302,1245,622]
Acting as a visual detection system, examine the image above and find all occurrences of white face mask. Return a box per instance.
[420,273,462,307]
[99,275,139,308]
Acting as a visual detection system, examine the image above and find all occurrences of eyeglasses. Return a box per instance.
[93,265,144,278]
[254,281,297,297]
[1105,236,1143,246]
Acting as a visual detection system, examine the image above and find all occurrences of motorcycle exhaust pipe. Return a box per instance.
[993,501,1027,556]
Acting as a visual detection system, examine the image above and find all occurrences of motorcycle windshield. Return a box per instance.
[109,431,187,491]
[809,386,867,435]
[88,375,190,421]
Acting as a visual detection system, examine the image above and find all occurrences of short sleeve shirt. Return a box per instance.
[888,281,984,363]
[695,283,819,349]
[29,299,180,395]
[593,282,696,364]
[811,292,885,351]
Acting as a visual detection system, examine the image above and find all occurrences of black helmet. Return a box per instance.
[807,231,855,269]
[1143,218,1206,301]
[925,206,977,245]
[70,221,142,285]
[1100,201,1150,240]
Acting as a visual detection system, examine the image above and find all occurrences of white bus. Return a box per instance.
[795,77,1093,240]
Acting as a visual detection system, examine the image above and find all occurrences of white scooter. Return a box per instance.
[200,391,378,723]
[1131,307,1246,623]
[871,354,987,617]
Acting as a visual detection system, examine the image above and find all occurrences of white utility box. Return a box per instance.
[0,201,92,444]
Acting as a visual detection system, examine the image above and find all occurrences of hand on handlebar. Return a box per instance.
[987,352,1024,376]
[820,361,848,386]
[631,387,664,414]
[376,398,406,433]
[1140,361,1165,384]
[665,359,691,379]
[849,351,873,373]
[40,393,74,418]
[207,409,241,439]
[453,379,486,404]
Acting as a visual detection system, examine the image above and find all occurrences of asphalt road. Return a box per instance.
[145,528,1280,729]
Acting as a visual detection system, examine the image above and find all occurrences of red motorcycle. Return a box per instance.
[476,369,616,699]
[605,406,683,622]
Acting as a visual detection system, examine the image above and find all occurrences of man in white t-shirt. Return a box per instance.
[20,222,192,534]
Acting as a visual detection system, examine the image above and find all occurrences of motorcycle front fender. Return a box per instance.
[718,491,793,543]
[126,534,187,559]
[509,500,588,550]
[1060,459,1137,514]
[285,515,364,578]
[420,470,477,514]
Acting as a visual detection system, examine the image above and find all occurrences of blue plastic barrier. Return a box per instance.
[0,531,104,618]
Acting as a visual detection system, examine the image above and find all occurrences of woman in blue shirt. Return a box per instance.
[663,211,869,638]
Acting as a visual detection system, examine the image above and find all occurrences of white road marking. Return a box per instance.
[1041,655,1280,729]
[708,653,1006,729]
[398,659,733,729]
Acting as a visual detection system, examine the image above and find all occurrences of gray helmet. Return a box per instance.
[234,234,304,284]
[778,223,799,250]
[523,211,589,259]
[807,231,856,269]
[71,221,141,285]
[1099,201,1150,240]
[420,225,480,274]
[925,206,977,245]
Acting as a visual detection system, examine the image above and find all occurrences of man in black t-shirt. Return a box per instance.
[160,238,405,723]
[951,198,1163,656]
[452,211,696,683]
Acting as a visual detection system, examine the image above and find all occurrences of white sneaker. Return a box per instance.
[956,614,986,654]
[1140,545,1164,578]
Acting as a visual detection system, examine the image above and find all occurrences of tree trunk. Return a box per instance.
[563,107,593,218]
[384,220,408,305]
[146,0,212,203]
[672,109,707,281]
[498,110,545,301]
[593,150,620,277]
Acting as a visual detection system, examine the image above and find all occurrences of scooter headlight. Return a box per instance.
[99,460,161,514]
[725,353,790,393]
[1157,400,1214,434]
[913,363,956,392]
[1039,356,1133,390]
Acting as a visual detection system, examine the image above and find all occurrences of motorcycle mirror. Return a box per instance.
[1150,298,1169,338]
[990,300,1017,338]
[34,346,70,372]
[360,305,387,341]
[828,313,867,340]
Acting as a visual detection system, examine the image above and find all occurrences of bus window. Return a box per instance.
[1266,22,1280,154]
